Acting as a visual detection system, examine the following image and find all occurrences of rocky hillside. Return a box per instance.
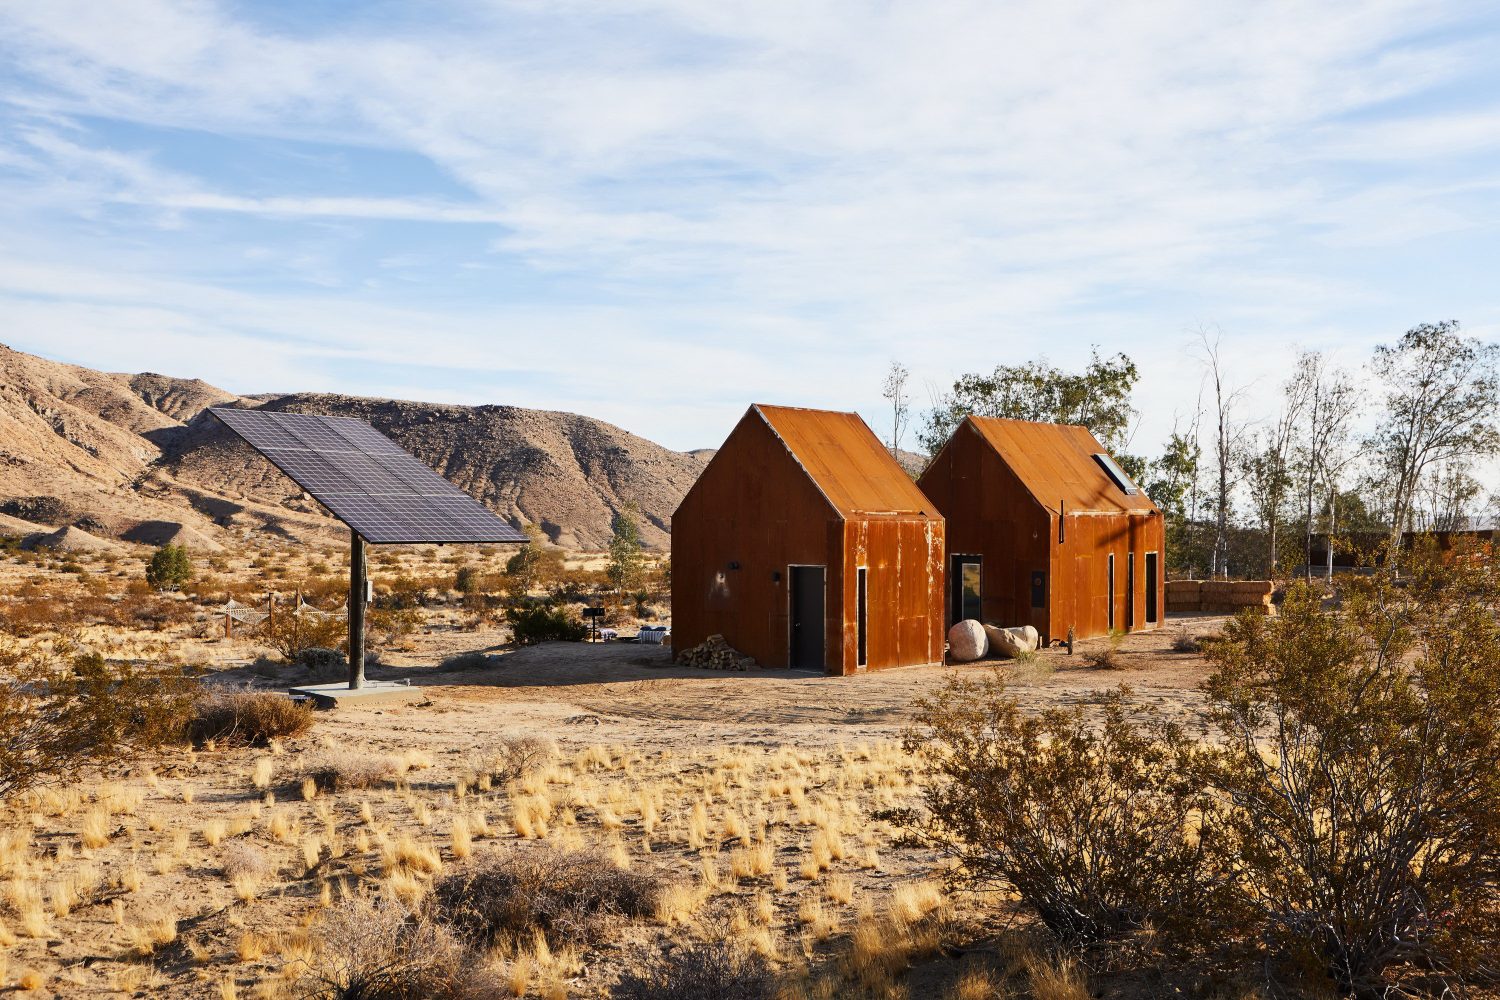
[0,344,706,550]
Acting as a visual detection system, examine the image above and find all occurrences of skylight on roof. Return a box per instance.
[1093,453,1140,495]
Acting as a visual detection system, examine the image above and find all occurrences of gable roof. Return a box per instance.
[753,404,937,519]
[962,416,1158,515]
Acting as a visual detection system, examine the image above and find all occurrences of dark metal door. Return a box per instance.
[1125,552,1135,631]
[790,565,826,670]
[1144,553,1159,624]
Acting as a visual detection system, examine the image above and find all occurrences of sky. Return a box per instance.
[1,0,1498,456]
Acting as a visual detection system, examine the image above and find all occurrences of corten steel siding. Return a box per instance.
[839,518,946,674]
[918,417,1165,644]
[918,424,1049,634]
[672,411,839,669]
[672,405,946,673]
[1049,511,1165,639]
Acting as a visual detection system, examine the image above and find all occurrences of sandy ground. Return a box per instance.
[0,616,1230,1000]
[284,613,1224,756]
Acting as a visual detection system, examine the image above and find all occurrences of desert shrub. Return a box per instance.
[504,527,564,597]
[145,543,193,592]
[1203,575,1500,997]
[299,574,347,604]
[1169,629,1201,654]
[0,594,83,637]
[431,845,662,946]
[369,606,424,647]
[188,690,315,746]
[454,565,482,596]
[298,646,346,670]
[261,609,347,661]
[220,841,274,882]
[505,603,586,645]
[304,751,404,792]
[441,650,503,672]
[294,894,496,1000]
[610,941,778,1000]
[1083,629,1126,669]
[904,674,1232,949]
[379,574,429,610]
[484,737,555,781]
[0,641,197,798]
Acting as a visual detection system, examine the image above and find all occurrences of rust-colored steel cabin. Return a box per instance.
[917,416,1165,644]
[672,404,945,674]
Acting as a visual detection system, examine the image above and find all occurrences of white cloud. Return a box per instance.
[0,0,1497,455]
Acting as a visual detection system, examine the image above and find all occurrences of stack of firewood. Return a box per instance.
[676,634,758,670]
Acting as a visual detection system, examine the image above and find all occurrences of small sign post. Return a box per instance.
[582,606,605,642]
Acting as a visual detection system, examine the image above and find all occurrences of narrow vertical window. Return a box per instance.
[1107,553,1116,631]
[856,567,868,668]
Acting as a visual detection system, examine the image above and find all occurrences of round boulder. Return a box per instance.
[947,620,988,662]
[982,623,1042,659]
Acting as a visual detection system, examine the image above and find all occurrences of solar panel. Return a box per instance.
[1093,453,1140,496]
[209,407,528,545]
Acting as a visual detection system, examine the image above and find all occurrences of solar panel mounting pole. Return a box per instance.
[349,530,367,690]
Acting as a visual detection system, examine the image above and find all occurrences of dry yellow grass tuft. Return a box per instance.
[123,907,178,957]
[450,816,473,861]
[201,819,228,847]
[729,842,773,881]
[80,807,112,849]
[949,961,1002,1000]
[381,834,442,876]
[1026,953,1090,1000]
[251,756,275,790]
[236,930,266,961]
[826,874,855,906]
[655,882,704,925]
[889,881,945,925]
[7,881,47,938]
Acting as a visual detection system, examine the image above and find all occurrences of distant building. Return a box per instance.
[917,416,1165,643]
[671,404,945,673]
[1306,518,1497,571]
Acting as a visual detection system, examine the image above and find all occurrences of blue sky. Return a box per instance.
[1,0,1498,456]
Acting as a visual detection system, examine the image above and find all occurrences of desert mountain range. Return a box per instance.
[0,343,709,551]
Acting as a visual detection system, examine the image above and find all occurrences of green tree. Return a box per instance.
[145,543,192,592]
[1146,419,1206,576]
[606,505,646,594]
[505,526,562,597]
[454,565,482,596]
[1368,321,1500,560]
[919,348,1139,457]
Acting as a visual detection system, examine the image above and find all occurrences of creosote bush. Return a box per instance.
[905,676,1229,950]
[0,640,197,798]
[1204,572,1500,997]
[504,602,586,645]
[188,690,315,747]
[261,609,347,662]
[610,941,778,1000]
[432,845,662,947]
[303,751,403,793]
[909,554,1500,997]
[295,894,498,1000]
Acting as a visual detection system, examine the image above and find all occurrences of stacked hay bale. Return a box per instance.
[1165,580,1202,614]
[1167,580,1274,615]
[676,634,758,670]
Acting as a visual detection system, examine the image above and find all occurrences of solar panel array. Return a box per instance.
[210,407,528,545]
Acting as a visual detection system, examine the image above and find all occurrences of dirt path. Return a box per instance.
[299,614,1226,757]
